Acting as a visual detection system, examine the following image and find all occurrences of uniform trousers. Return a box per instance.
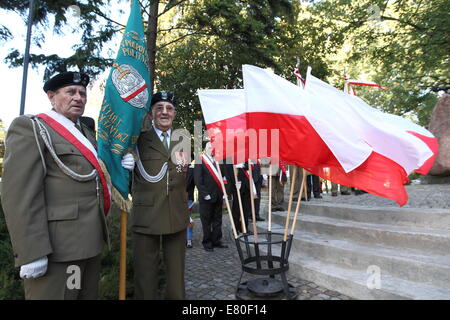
[133,230,186,300]
[23,254,102,300]
[270,176,285,209]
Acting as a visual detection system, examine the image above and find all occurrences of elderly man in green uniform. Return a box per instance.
[1,72,132,299]
[132,91,189,300]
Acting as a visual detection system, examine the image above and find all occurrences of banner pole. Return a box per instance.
[119,209,128,300]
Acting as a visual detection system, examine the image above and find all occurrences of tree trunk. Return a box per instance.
[147,0,159,93]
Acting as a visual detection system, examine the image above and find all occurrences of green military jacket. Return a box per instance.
[1,115,108,267]
[131,127,189,235]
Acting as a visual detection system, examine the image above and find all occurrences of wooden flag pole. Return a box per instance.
[248,160,258,243]
[290,172,307,235]
[268,162,273,232]
[283,166,297,241]
[216,161,238,239]
[233,165,247,234]
[119,209,128,300]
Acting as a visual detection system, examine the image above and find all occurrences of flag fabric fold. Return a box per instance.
[97,0,151,206]
[198,64,438,206]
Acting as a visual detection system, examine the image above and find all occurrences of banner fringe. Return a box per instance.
[99,159,132,213]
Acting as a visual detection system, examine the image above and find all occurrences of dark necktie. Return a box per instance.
[161,131,169,150]
[75,122,85,136]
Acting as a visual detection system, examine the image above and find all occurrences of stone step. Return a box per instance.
[254,224,450,299]
[289,251,450,300]
[266,211,450,255]
[255,221,450,288]
[261,202,450,230]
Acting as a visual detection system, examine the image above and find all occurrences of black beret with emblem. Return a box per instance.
[151,91,176,107]
[43,71,90,93]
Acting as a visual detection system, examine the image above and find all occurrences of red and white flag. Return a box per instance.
[344,77,388,90]
[344,77,387,96]
[293,68,306,88]
[198,65,438,206]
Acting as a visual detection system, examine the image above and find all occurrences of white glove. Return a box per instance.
[236,181,242,190]
[121,153,135,171]
[20,256,48,279]
[235,163,245,169]
[204,194,211,200]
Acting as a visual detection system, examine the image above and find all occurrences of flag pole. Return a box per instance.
[233,165,247,234]
[118,0,136,301]
[247,160,258,243]
[267,161,273,232]
[294,60,309,204]
[216,161,238,239]
[20,0,35,115]
[290,171,307,235]
[119,208,128,300]
[283,166,296,241]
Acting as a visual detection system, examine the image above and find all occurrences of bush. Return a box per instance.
[0,199,137,300]
[98,203,135,300]
[0,199,25,300]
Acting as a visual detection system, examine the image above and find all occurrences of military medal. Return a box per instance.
[174,151,188,173]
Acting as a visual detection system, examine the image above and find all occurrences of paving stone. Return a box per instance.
[317,293,331,300]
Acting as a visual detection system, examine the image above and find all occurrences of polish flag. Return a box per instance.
[344,78,388,90]
[198,65,438,206]
[197,89,251,163]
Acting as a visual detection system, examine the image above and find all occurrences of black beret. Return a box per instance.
[43,72,90,93]
[151,91,176,107]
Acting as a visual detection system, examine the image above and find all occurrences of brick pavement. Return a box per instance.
[184,215,353,300]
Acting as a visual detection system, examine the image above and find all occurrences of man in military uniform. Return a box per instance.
[131,91,189,300]
[1,72,131,299]
[270,163,287,211]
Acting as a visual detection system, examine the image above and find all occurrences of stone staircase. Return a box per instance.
[256,191,450,299]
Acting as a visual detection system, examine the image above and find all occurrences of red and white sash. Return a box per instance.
[38,111,111,216]
[202,154,227,190]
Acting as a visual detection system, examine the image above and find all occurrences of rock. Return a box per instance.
[428,93,450,176]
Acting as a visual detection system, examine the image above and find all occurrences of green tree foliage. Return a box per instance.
[307,0,449,125]
[155,0,331,131]
[0,119,5,177]
[1,0,119,79]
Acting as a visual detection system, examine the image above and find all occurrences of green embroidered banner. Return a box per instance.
[97,0,150,199]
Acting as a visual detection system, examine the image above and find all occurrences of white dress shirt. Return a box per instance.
[153,126,172,149]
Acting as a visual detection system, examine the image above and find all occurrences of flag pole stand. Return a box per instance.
[233,160,296,300]
[119,210,128,300]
